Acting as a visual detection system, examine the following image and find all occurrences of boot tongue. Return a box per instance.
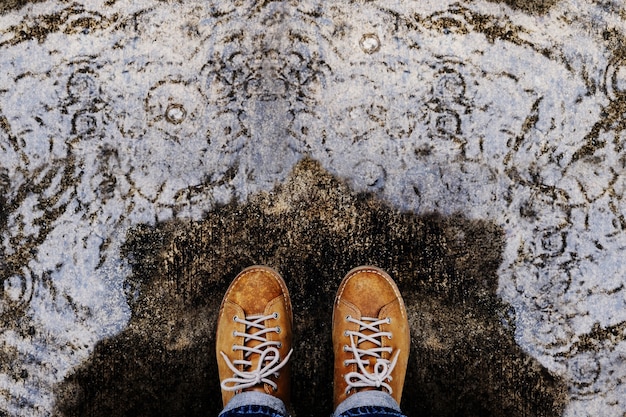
[345,314,384,394]
[354,314,383,367]
[241,312,276,393]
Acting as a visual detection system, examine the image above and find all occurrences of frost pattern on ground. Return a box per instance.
[1,0,625,415]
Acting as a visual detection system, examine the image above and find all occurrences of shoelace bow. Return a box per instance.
[344,315,400,394]
[220,313,292,392]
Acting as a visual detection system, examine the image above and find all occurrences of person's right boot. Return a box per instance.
[216,266,293,408]
[332,266,410,410]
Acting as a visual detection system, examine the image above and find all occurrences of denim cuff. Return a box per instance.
[334,391,402,417]
[219,392,288,417]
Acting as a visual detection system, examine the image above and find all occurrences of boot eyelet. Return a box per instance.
[232,331,237,336]
[345,315,351,321]
[275,326,281,334]
[387,318,392,324]
[273,312,279,319]
[277,342,283,348]
[344,331,349,337]
[343,345,348,352]
[343,360,349,366]
[233,315,238,322]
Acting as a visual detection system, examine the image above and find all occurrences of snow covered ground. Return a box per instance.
[1,0,625,415]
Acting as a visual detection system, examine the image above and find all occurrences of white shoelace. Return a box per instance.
[343,315,400,394]
[220,313,293,392]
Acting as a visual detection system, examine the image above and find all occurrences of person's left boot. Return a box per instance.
[216,266,293,408]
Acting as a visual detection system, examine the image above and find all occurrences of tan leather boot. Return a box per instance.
[216,266,293,408]
[332,266,410,409]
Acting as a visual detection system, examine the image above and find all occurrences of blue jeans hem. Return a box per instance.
[220,404,287,417]
[337,405,406,417]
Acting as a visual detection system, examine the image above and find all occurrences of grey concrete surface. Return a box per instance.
[1,1,626,416]
[0,0,561,15]
[0,0,44,15]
